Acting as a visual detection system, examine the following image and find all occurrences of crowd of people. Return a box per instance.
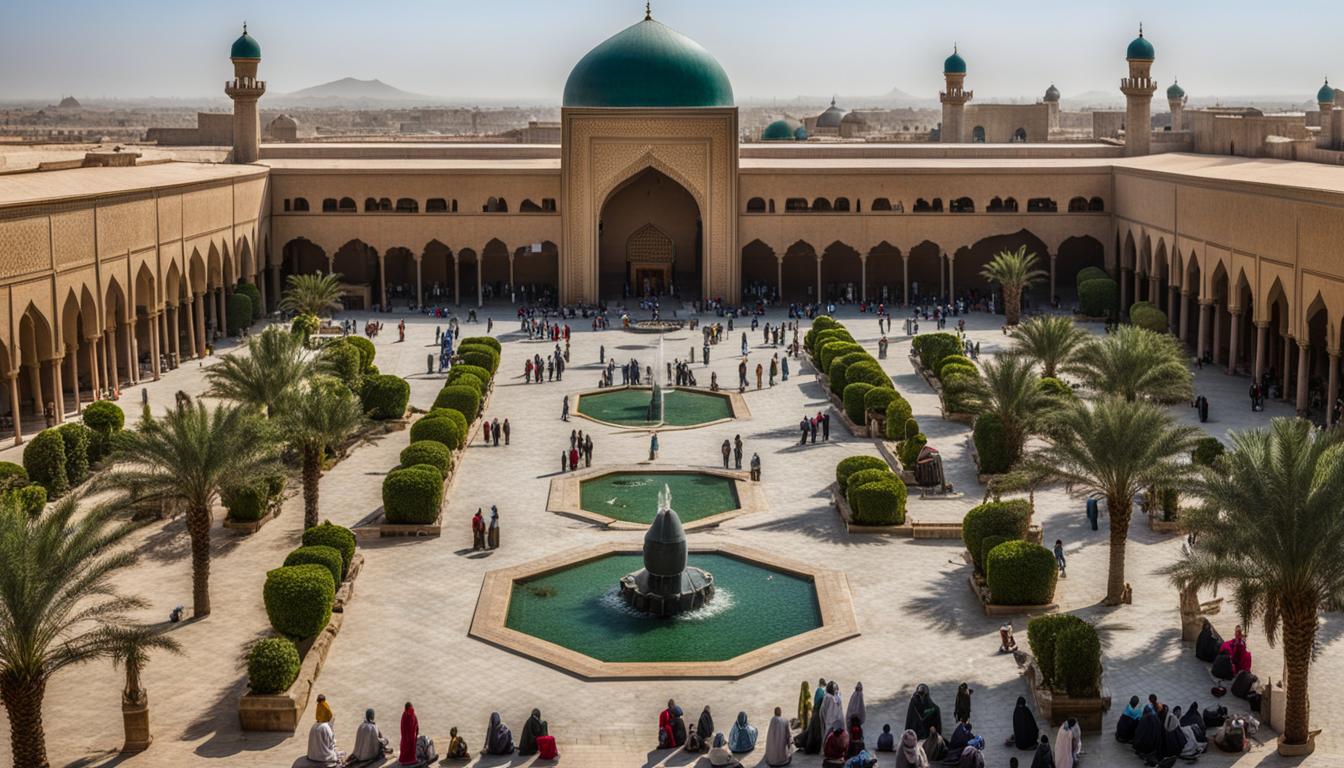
[799,411,832,444]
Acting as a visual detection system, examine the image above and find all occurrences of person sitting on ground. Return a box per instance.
[484,711,514,755]
[947,719,984,753]
[822,721,850,768]
[729,710,758,753]
[1009,696,1039,750]
[444,726,469,760]
[999,622,1018,653]
[847,715,866,757]
[686,724,705,753]
[876,724,895,752]
[708,732,743,768]
[845,748,879,768]
[954,745,985,768]
[894,728,927,767]
[518,708,547,756]
[1114,696,1142,744]
[695,706,715,751]
[1211,716,1248,753]
[304,695,344,767]
[1220,624,1253,675]
[797,694,827,754]
[349,708,390,765]
[765,706,794,766]
[921,726,948,763]
[657,699,681,749]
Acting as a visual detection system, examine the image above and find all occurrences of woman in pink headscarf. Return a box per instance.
[1220,625,1253,675]
[398,702,419,766]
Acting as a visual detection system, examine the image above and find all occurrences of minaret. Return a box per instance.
[1167,80,1187,132]
[939,46,971,143]
[1318,79,1336,150]
[225,24,265,164]
[1120,25,1157,156]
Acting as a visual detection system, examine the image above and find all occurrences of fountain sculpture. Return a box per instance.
[619,484,715,617]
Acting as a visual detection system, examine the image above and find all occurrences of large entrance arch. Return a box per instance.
[598,167,702,299]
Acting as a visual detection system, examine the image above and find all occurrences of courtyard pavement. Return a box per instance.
[0,303,1337,768]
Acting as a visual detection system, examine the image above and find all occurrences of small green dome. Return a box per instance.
[563,15,733,108]
[1318,79,1335,104]
[1044,84,1060,102]
[230,25,261,59]
[794,125,809,140]
[1167,81,1185,99]
[944,48,967,74]
[1127,28,1154,61]
[761,119,799,141]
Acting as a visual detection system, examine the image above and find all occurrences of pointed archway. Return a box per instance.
[598,167,702,299]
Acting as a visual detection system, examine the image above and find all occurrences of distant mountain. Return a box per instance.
[273,78,439,106]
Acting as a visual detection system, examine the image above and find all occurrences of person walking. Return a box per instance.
[733,435,743,470]
[649,431,659,461]
[738,359,748,392]
[471,508,486,551]
[487,506,500,549]
[562,395,570,421]
[569,446,579,472]
[781,356,790,381]
[750,453,761,481]
[821,412,831,442]
[502,418,511,445]
[703,343,710,365]
[755,363,763,390]
[799,416,810,445]
[600,344,605,364]
[1054,539,1067,578]
[721,439,732,469]
[583,434,593,467]
[809,416,818,444]
[769,356,778,386]
[492,418,501,446]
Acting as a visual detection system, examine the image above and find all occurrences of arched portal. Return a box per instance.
[598,167,702,299]
[954,230,1050,303]
[820,241,861,303]
[867,242,902,303]
[740,240,777,302]
[512,241,560,305]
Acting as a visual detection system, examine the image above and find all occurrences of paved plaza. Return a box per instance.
[0,304,1338,768]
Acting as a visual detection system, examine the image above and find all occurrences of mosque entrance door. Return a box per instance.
[598,167,702,299]
[627,223,675,298]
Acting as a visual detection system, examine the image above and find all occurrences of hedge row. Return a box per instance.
[973,413,1013,475]
[985,540,1058,605]
[25,416,116,499]
[808,319,895,428]
[1027,613,1102,697]
[837,456,907,526]
[962,499,1032,572]
[222,470,286,523]
[1129,301,1169,333]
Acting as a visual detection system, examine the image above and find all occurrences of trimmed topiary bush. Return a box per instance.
[432,385,481,419]
[23,429,67,498]
[458,344,500,375]
[247,636,301,695]
[845,467,895,492]
[962,498,1032,571]
[864,387,898,419]
[835,454,888,486]
[812,329,855,359]
[1191,437,1225,467]
[0,461,28,491]
[1075,266,1109,291]
[848,477,908,526]
[1129,303,1168,332]
[940,362,978,382]
[324,340,364,392]
[1054,619,1103,697]
[830,352,871,395]
[1078,278,1118,318]
[459,336,501,354]
[382,466,444,525]
[845,360,891,390]
[400,440,453,476]
[283,545,344,587]
[937,354,974,379]
[843,382,876,424]
[409,416,463,452]
[884,396,914,441]
[425,408,469,445]
[236,282,263,320]
[817,339,862,371]
[263,564,335,640]
[82,400,125,462]
[221,478,271,523]
[447,364,492,388]
[986,540,1059,605]
[360,374,409,420]
[447,372,484,397]
[227,292,253,336]
[898,433,927,469]
[973,413,1014,474]
[1027,613,1089,691]
[302,521,357,578]
[55,422,91,487]
[9,484,47,517]
[942,368,979,413]
[912,333,961,374]
[346,336,376,372]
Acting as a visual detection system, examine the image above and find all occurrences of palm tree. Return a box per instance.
[1012,315,1089,379]
[204,325,313,416]
[279,272,345,317]
[0,495,144,768]
[98,402,279,616]
[945,354,1057,465]
[1162,418,1344,751]
[106,624,182,751]
[275,376,364,529]
[980,245,1048,326]
[1031,395,1199,605]
[1066,325,1193,404]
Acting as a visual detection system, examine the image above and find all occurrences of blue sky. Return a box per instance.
[0,0,1334,102]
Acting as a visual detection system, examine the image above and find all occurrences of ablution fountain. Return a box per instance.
[618,485,714,616]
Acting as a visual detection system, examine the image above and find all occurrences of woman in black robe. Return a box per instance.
[797,699,826,754]
[1011,696,1039,750]
[670,705,688,746]
[1179,701,1206,743]
[953,684,972,724]
[1115,696,1142,744]
[697,706,715,750]
[1131,708,1161,758]
[518,709,547,756]
[904,684,942,739]
[1029,734,1054,768]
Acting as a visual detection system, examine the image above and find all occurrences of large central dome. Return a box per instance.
[563,15,734,108]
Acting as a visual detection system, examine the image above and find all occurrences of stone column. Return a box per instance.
[1196,301,1211,361]
[775,255,783,302]
[106,330,120,395]
[939,253,946,299]
[149,311,161,380]
[902,255,909,306]
[49,357,64,422]
[8,372,21,446]
[947,254,956,302]
[27,360,43,422]
[1227,310,1242,374]
[86,337,100,400]
[453,256,461,306]
[1049,254,1057,301]
[1212,304,1224,365]
[1329,351,1340,427]
[69,342,81,413]
[1253,322,1267,384]
[1282,336,1292,400]
[859,254,868,302]
[256,272,267,315]
[815,255,823,303]
[1296,341,1310,415]
[126,319,139,384]
[477,257,484,308]
[1149,275,1160,306]
[378,254,388,308]
[1120,268,1131,313]
[1179,290,1191,341]
[416,257,423,307]
[193,293,206,356]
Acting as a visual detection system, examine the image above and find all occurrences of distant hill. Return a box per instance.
[273,78,439,106]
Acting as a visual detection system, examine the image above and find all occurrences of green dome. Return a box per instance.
[1318,80,1335,104]
[944,48,967,74]
[563,16,733,108]
[1167,81,1185,99]
[761,119,799,141]
[230,25,261,59]
[1126,28,1154,61]
[1044,84,1060,102]
[794,125,809,140]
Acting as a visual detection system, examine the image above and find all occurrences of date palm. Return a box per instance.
[275,376,364,529]
[204,325,313,416]
[981,245,1048,326]
[106,623,181,750]
[98,402,279,617]
[1012,315,1089,379]
[0,495,144,768]
[1031,395,1199,605]
[1065,325,1193,404]
[1162,418,1344,751]
[945,353,1057,466]
[279,272,345,317]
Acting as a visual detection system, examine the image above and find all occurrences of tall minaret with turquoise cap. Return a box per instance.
[225,23,265,163]
[1121,24,1157,156]
[939,45,971,143]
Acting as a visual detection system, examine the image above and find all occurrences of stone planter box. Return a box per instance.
[1147,512,1182,534]
[239,613,344,732]
[354,508,443,540]
[221,509,278,534]
[1024,656,1111,731]
[120,692,152,752]
[967,573,1058,617]
[332,553,365,613]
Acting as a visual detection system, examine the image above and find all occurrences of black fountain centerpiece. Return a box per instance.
[619,485,714,617]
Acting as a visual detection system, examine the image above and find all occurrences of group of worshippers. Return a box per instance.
[654,700,793,767]
[479,417,510,446]
[792,679,887,768]
[1115,693,1216,761]
[563,429,594,471]
[470,506,500,551]
[523,348,566,383]
[798,411,832,445]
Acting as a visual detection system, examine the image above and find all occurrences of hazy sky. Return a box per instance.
[0,0,1335,102]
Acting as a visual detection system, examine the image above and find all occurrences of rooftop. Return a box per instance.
[0,162,265,209]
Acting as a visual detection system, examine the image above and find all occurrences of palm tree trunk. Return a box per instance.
[303,446,321,529]
[1104,492,1131,605]
[1280,601,1318,745]
[1005,285,1022,325]
[187,504,212,617]
[1,672,48,768]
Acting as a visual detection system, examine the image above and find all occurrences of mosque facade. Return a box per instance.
[1,12,1344,442]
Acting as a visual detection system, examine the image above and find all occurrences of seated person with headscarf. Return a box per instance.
[847,715,865,757]
[922,726,948,763]
[955,745,985,768]
[517,709,547,756]
[708,732,744,768]
[484,712,514,755]
[444,726,469,760]
[1220,625,1253,675]
[1114,695,1142,743]
[1008,697,1039,750]
[844,749,879,768]
[1171,706,1206,758]
[303,695,344,768]
[349,708,390,765]
[797,697,827,754]
[765,706,794,767]
[895,729,928,768]
[657,699,681,749]
[947,720,985,754]
[1212,716,1248,753]
[1178,701,1207,744]
[876,724,896,752]
[695,706,715,752]
[729,711,758,753]
[1029,734,1051,768]
[822,721,851,768]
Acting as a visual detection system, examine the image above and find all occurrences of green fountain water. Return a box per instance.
[580,472,738,524]
[577,388,732,427]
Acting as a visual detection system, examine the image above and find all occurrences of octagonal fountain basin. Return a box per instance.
[471,543,859,679]
[581,471,738,525]
[574,386,741,429]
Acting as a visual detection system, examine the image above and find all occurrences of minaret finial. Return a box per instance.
[645,2,651,20]
[1139,23,1144,37]
[954,42,958,54]
[243,21,247,34]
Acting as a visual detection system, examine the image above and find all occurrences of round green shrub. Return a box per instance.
[382,466,444,525]
[425,408,469,444]
[962,498,1032,571]
[1054,620,1103,697]
[845,360,891,390]
[942,369,979,413]
[262,564,335,639]
[937,354,974,378]
[54,422,91,487]
[883,396,914,441]
[247,637,301,695]
[845,467,895,492]
[1075,266,1109,291]
[0,461,28,491]
[812,328,855,358]
[843,382,876,424]
[1038,377,1074,400]
[1078,278,1118,318]
[23,429,67,498]
[848,478,908,526]
[1129,303,1168,333]
[324,340,364,391]
[986,540,1059,605]
[864,387,898,417]
[826,354,858,396]
[811,315,841,332]
[10,484,47,517]
[912,333,961,374]
[817,339,862,371]
[432,385,481,419]
[360,374,409,420]
[940,363,978,382]
[221,478,270,522]
[346,336,376,372]
[973,413,1014,474]
[301,522,356,577]
[898,433,927,469]
[409,416,463,452]
[447,372,484,397]
[457,344,500,374]
[400,440,453,476]
[459,336,501,353]
[227,292,253,336]
[283,545,344,586]
[235,282,263,320]
[447,364,492,388]
[82,400,125,462]
[835,454,889,486]
[291,312,319,340]
[1191,437,1225,467]
[1027,614,1089,690]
